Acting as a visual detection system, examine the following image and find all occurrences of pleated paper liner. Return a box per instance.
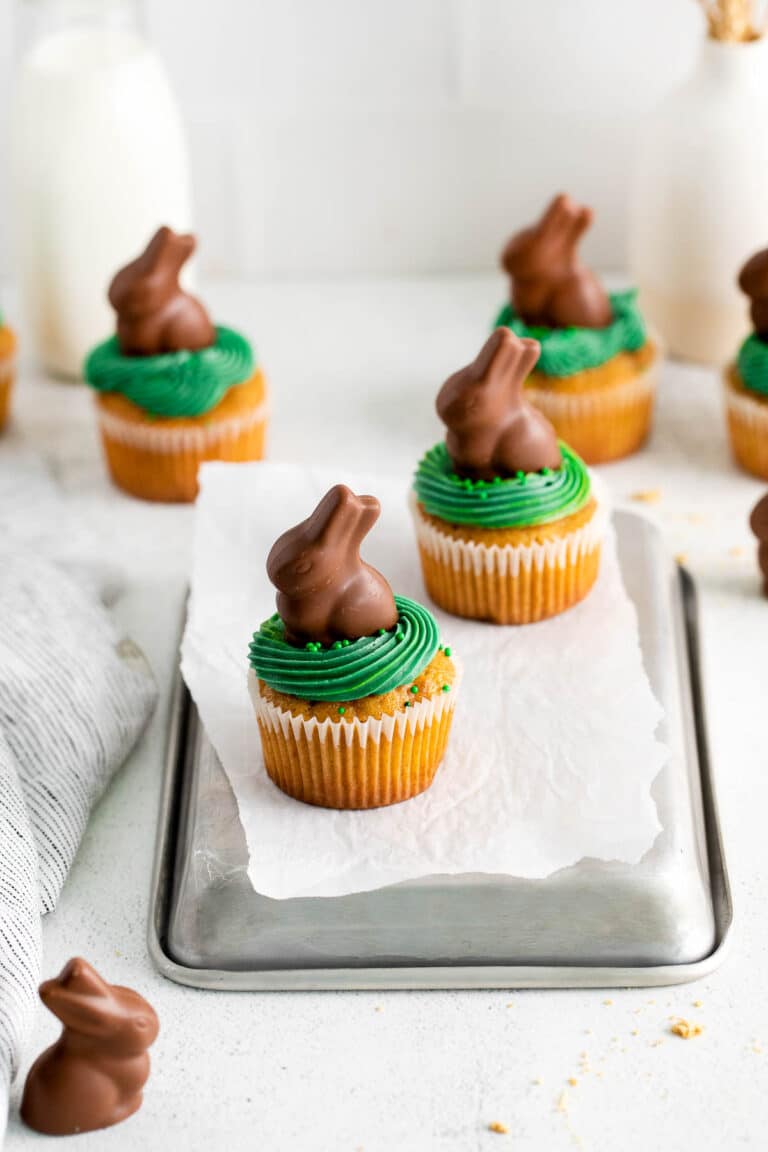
[724,365,768,480]
[249,666,461,810]
[95,368,269,502]
[524,345,660,464]
[0,325,18,432]
[411,493,603,625]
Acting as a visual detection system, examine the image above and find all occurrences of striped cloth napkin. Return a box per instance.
[0,455,157,1143]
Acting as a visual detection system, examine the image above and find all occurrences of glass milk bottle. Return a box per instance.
[13,0,193,378]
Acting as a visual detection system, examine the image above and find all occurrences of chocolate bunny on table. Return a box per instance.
[267,484,399,646]
[437,328,562,481]
[501,193,613,329]
[20,957,159,1136]
[738,248,768,337]
[108,225,216,356]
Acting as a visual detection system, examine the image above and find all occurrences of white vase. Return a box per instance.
[629,37,768,366]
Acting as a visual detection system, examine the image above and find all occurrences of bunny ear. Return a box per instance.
[354,495,381,541]
[568,205,593,246]
[517,337,541,379]
[540,193,569,231]
[299,485,358,548]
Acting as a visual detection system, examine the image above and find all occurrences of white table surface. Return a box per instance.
[3,277,768,1152]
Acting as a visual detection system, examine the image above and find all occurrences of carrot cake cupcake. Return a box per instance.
[248,484,459,809]
[725,247,768,479]
[84,226,268,502]
[411,327,602,624]
[0,310,17,432]
[495,193,658,464]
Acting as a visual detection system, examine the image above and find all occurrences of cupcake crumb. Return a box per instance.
[670,1018,703,1039]
[674,553,688,565]
[567,1077,578,1087]
[630,488,662,504]
[488,1121,508,1135]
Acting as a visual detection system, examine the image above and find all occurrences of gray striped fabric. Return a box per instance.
[0,549,157,1143]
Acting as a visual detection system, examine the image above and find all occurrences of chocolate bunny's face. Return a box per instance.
[267,486,376,600]
[503,195,589,281]
[41,958,159,1055]
[109,227,195,319]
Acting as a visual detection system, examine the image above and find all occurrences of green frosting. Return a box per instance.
[413,441,591,529]
[249,595,440,703]
[493,289,647,378]
[736,334,768,397]
[84,326,255,418]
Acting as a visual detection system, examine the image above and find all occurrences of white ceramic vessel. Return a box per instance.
[629,37,768,366]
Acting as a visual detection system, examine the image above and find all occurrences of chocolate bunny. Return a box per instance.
[738,248,768,337]
[267,484,399,646]
[437,328,562,480]
[21,957,159,1136]
[750,492,768,595]
[500,193,613,329]
[108,225,216,356]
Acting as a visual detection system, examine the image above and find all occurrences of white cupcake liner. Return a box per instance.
[248,663,461,751]
[96,397,270,454]
[723,376,768,428]
[409,490,605,576]
[525,356,659,420]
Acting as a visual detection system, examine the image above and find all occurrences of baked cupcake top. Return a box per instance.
[736,248,768,396]
[495,194,647,377]
[249,485,445,703]
[84,227,255,417]
[414,328,593,528]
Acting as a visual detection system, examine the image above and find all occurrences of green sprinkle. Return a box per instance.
[395,631,404,642]
[541,467,552,476]
[516,470,526,483]
[332,640,342,649]
[338,706,346,715]
[341,639,350,647]
[479,490,488,500]
[492,476,502,485]
[444,646,452,657]
[378,628,387,635]
[410,685,419,694]
[442,684,451,692]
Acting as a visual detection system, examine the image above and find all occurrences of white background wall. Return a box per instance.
[1,0,702,278]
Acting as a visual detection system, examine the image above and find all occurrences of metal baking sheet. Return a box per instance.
[148,511,732,989]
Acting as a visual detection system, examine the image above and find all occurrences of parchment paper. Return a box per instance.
[181,462,665,900]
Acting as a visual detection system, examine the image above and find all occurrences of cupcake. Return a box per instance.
[411,328,602,624]
[248,484,459,809]
[495,194,658,464]
[725,248,768,479]
[0,310,17,433]
[84,227,268,502]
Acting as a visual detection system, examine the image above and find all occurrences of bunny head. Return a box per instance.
[108,226,216,354]
[437,328,561,481]
[267,485,398,645]
[738,248,768,337]
[501,194,592,283]
[41,957,159,1057]
[500,194,612,329]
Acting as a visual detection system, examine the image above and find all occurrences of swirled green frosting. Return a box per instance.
[737,334,768,397]
[414,441,591,528]
[493,289,647,378]
[84,326,254,417]
[249,595,440,702]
